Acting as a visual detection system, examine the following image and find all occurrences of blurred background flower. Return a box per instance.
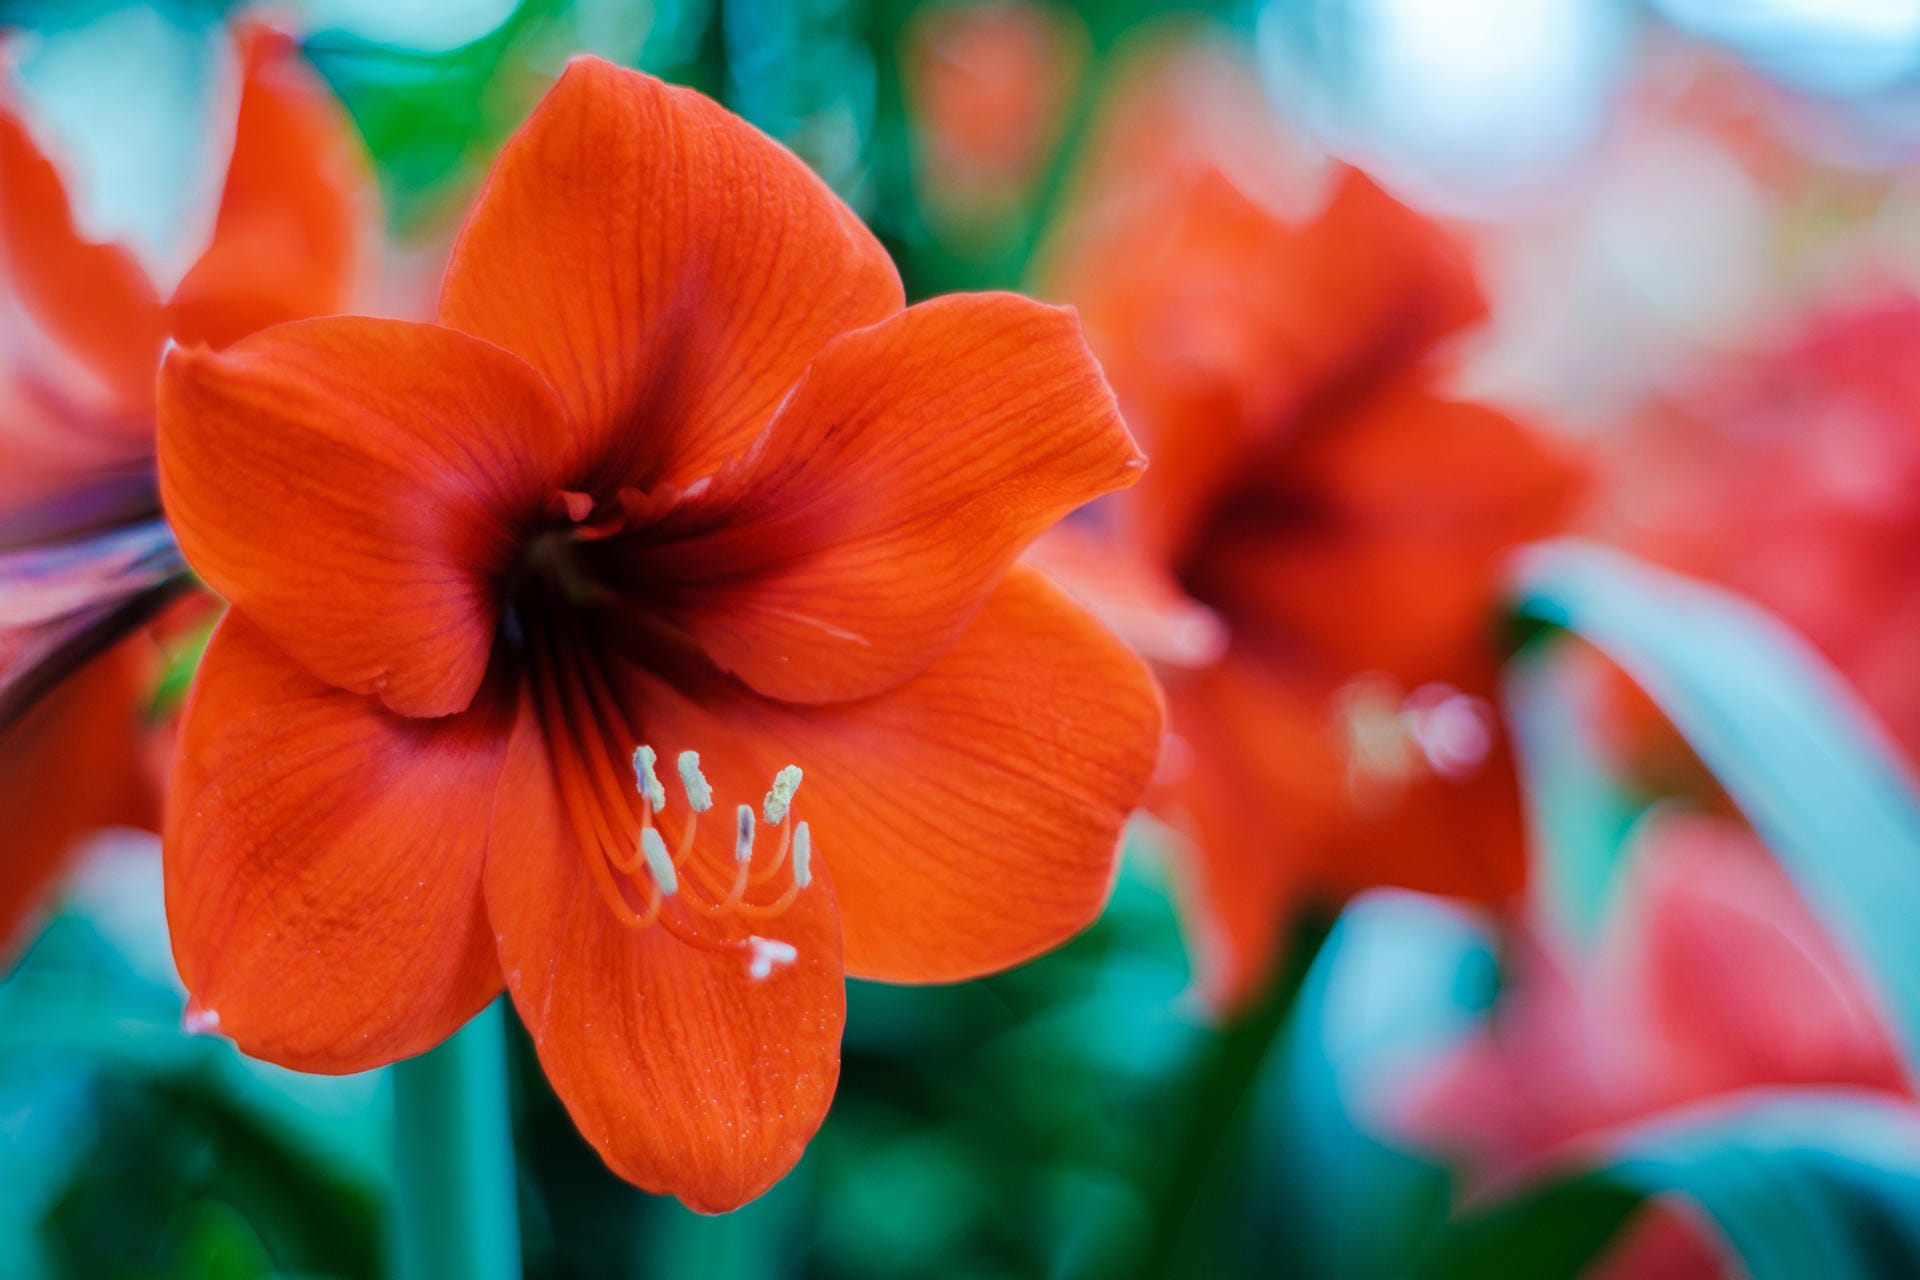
[0,8,370,967]
[5,0,1920,1277]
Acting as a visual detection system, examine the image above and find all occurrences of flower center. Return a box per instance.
[1334,673,1495,812]
[519,569,813,979]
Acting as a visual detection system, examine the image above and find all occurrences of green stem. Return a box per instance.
[390,999,521,1280]
[1136,912,1333,1279]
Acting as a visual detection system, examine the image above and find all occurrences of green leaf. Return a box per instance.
[1414,1174,1642,1280]
[1515,540,1920,1072]
[1503,645,1647,950]
[1250,893,1496,1280]
[1417,1089,1920,1280]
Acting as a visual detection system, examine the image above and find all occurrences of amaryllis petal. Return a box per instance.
[1606,814,1907,1102]
[440,56,903,490]
[1110,173,1486,569]
[485,694,845,1212]
[1025,522,1227,669]
[1159,649,1524,1011]
[0,104,168,413]
[167,615,506,1073]
[158,318,571,716]
[0,639,156,955]
[630,566,1162,982]
[0,355,153,516]
[625,294,1144,704]
[1155,654,1334,1009]
[1188,380,1583,683]
[167,23,368,350]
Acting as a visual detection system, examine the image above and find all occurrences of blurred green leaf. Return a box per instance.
[304,0,717,235]
[1412,1174,1643,1280]
[1502,645,1648,951]
[1245,893,1496,1280]
[1415,1090,1920,1280]
[1516,541,1920,1075]
[1133,910,1331,1278]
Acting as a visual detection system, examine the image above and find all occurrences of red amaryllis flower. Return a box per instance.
[1395,812,1911,1277]
[0,19,367,952]
[1034,44,1582,1010]
[157,58,1161,1211]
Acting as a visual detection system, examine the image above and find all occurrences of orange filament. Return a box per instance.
[749,820,793,887]
[689,809,791,918]
[526,602,812,974]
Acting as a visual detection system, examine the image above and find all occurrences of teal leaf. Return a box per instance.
[1515,540,1920,1073]
[1503,645,1647,950]
[1416,1089,1920,1280]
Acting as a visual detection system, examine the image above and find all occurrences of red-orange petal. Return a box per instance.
[440,56,903,491]
[158,317,571,717]
[1152,654,1334,1011]
[167,23,371,349]
[1156,648,1525,1012]
[624,293,1145,704]
[0,102,168,414]
[484,692,846,1212]
[0,638,156,958]
[1189,377,1583,685]
[1040,37,1485,569]
[628,566,1163,982]
[166,613,506,1073]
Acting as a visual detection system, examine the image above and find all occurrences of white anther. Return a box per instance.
[762,765,803,824]
[747,935,798,980]
[632,745,666,812]
[791,821,813,888]
[638,826,678,895]
[734,804,756,863]
[677,750,713,812]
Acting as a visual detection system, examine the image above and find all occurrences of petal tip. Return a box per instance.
[182,999,222,1037]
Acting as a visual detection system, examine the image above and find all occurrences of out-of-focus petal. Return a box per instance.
[1186,378,1583,684]
[167,23,371,349]
[0,104,167,412]
[0,637,156,956]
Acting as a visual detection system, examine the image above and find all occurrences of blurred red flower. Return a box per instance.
[1597,295,1920,767]
[902,0,1085,226]
[1035,43,1583,1010]
[1398,811,1911,1277]
[0,20,367,955]
[156,59,1162,1210]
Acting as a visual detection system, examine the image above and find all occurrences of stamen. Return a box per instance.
[792,821,813,888]
[734,804,757,862]
[747,936,798,980]
[687,804,760,921]
[762,765,803,824]
[678,750,713,812]
[749,816,794,886]
[639,827,678,895]
[632,745,666,812]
